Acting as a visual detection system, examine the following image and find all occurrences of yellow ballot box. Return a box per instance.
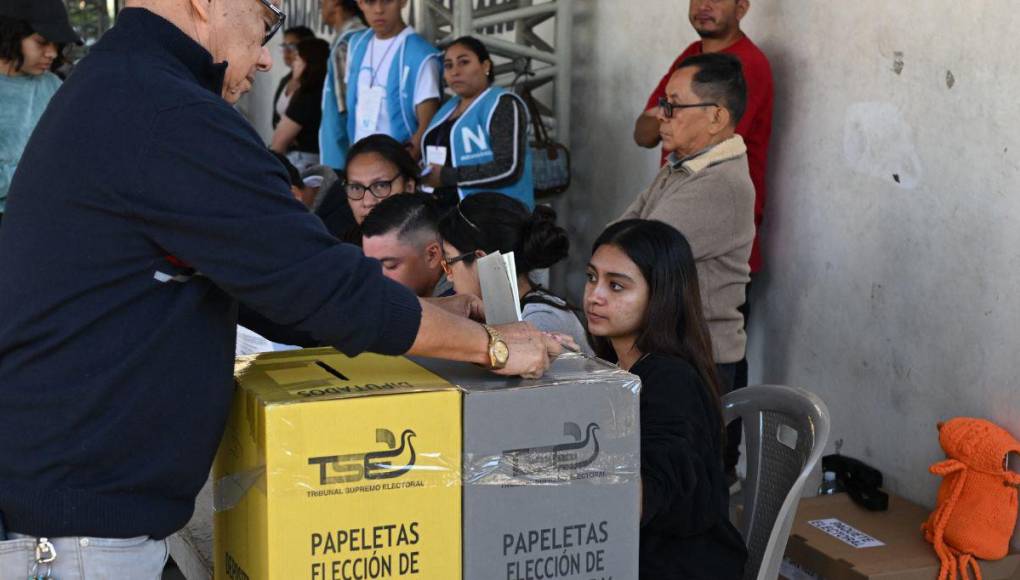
[213,348,462,580]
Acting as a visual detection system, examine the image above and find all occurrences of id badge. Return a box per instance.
[426,145,448,167]
[357,86,385,135]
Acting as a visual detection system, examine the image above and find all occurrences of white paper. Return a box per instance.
[808,518,885,549]
[356,86,385,135]
[426,145,448,167]
[478,251,522,325]
[236,326,274,356]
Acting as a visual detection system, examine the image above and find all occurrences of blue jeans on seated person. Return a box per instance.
[0,533,167,579]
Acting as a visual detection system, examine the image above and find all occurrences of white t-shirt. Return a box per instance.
[351,27,440,143]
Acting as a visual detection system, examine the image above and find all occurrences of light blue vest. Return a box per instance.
[319,27,363,170]
[345,29,439,146]
[423,87,534,208]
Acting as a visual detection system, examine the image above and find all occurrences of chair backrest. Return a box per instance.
[723,384,830,580]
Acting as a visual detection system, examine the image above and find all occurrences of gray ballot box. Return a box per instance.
[415,353,641,580]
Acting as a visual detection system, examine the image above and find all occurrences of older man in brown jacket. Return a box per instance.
[618,52,754,474]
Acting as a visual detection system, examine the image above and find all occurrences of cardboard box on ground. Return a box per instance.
[779,492,1020,580]
[214,348,640,580]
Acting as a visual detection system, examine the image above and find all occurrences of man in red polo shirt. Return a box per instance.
[634,0,773,482]
[634,0,773,275]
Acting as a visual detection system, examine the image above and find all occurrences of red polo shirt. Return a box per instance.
[646,35,774,272]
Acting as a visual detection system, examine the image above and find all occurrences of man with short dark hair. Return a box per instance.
[0,0,560,574]
[635,0,773,481]
[362,193,452,298]
[634,0,772,276]
[619,53,754,435]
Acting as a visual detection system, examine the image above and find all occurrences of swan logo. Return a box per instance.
[503,422,601,478]
[309,428,417,485]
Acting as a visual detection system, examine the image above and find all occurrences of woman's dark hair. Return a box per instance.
[345,134,420,184]
[294,38,330,97]
[283,26,316,41]
[589,219,724,419]
[438,192,577,313]
[0,16,35,72]
[438,192,568,275]
[444,35,495,85]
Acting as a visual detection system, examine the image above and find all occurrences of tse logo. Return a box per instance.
[309,428,417,485]
[503,422,600,478]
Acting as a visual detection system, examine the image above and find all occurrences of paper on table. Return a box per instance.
[478,251,522,325]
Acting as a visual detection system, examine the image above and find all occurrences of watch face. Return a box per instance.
[494,341,510,365]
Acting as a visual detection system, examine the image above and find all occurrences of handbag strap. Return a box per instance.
[519,88,551,145]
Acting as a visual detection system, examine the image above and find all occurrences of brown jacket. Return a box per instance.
[619,135,754,364]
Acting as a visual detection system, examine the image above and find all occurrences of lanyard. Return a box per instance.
[368,35,399,88]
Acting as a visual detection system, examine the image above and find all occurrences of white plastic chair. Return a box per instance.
[723,384,830,580]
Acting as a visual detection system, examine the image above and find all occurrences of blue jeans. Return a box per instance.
[0,533,167,579]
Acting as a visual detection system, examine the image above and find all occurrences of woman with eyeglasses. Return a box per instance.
[437,192,592,355]
[584,219,747,579]
[0,0,80,227]
[270,37,331,172]
[420,36,533,209]
[271,26,315,129]
[314,134,419,244]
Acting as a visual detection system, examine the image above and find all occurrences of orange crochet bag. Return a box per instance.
[922,417,1020,580]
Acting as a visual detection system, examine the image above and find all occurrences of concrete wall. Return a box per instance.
[567,0,1020,517]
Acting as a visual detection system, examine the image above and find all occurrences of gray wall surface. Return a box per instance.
[566,0,1020,517]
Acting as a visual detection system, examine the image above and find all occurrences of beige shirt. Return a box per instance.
[618,135,754,364]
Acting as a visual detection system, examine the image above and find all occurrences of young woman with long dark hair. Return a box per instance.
[270,37,331,171]
[584,219,747,579]
[272,26,316,129]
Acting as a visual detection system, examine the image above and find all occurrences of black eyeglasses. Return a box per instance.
[257,0,286,47]
[657,96,718,119]
[345,174,403,200]
[280,43,297,52]
[440,251,475,275]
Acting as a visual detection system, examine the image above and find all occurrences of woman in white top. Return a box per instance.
[271,26,316,130]
[437,192,594,355]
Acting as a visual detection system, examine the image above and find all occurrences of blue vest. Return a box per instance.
[345,29,439,145]
[423,87,534,208]
[319,28,363,169]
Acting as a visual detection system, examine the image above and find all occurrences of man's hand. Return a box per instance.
[409,301,558,379]
[633,105,662,148]
[491,321,562,379]
[405,137,423,162]
[426,294,485,321]
[544,331,580,353]
[422,164,444,188]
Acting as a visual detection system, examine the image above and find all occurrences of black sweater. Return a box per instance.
[0,8,421,540]
[633,354,747,579]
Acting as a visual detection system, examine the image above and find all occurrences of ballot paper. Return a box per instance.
[235,326,301,356]
[477,251,522,325]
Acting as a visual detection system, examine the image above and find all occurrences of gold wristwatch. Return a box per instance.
[482,324,510,370]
